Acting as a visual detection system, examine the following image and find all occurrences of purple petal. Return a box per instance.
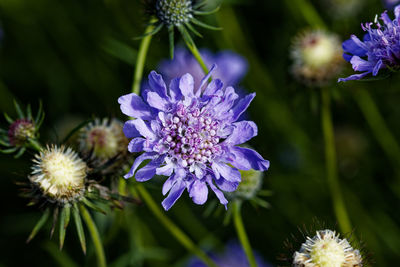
[147,91,170,111]
[206,176,228,206]
[118,93,152,120]
[212,162,241,182]
[189,180,209,205]
[202,79,224,97]
[128,119,157,140]
[179,73,195,99]
[215,178,239,192]
[162,180,186,211]
[342,38,367,57]
[338,71,371,82]
[162,173,178,195]
[135,155,165,182]
[123,120,141,138]
[197,63,216,97]
[230,93,255,122]
[128,138,145,152]
[148,71,168,98]
[156,163,174,176]
[124,152,157,178]
[169,78,183,102]
[372,59,383,76]
[228,146,270,171]
[162,168,186,195]
[350,56,374,72]
[224,121,258,145]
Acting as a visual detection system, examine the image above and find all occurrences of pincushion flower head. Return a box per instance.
[118,65,269,210]
[143,0,221,58]
[24,144,123,252]
[339,5,400,82]
[0,101,44,158]
[78,118,129,173]
[291,30,343,86]
[293,229,363,267]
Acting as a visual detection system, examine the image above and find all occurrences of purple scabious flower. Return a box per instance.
[118,65,269,211]
[383,0,400,9]
[339,5,400,82]
[187,241,273,267]
[158,47,248,90]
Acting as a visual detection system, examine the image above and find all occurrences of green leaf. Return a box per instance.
[185,22,203,38]
[27,208,50,243]
[193,5,220,15]
[14,147,26,158]
[4,112,14,124]
[35,100,43,124]
[26,104,33,120]
[13,100,25,118]
[0,139,11,147]
[72,203,86,254]
[133,23,163,40]
[50,207,59,238]
[59,206,71,250]
[0,147,18,154]
[191,18,222,31]
[82,198,106,215]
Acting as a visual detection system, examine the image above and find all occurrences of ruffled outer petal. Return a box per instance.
[118,93,153,120]
[135,155,165,182]
[189,179,209,205]
[228,146,270,171]
[162,180,186,211]
[124,152,157,178]
[148,71,168,98]
[224,121,258,145]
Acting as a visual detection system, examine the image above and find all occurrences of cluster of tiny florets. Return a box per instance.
[8,119,36,146]
[158,103,221,172]
[293,230,363,267]
[291,30,343,86]
[79,118,127,161]
[30,145,87,204]
[156,0,193,26]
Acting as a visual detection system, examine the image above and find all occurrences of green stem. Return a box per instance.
[321,88,352,234]
[178,26,209,74]
[135,184,218,267]
[28,139,42,152]
[132,22,155,94]
[233,201,257,267]
[285,0,327,29]
[79,205,107,267]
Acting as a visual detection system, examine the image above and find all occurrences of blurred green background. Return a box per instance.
[1,0,400,266]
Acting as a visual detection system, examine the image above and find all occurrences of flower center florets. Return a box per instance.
[156,0,193,26]
[8,119,35,146]
[158,103,221,171]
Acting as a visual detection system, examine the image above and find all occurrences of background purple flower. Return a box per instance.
[383,0,400,9]
[187,241,273,267]
[158,47,248,90]
[339,5,400,82]
[118,66,269,211]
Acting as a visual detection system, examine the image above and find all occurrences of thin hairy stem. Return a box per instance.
[132,20,156,94]
[321,88,352,234]
[233,201,257,267]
